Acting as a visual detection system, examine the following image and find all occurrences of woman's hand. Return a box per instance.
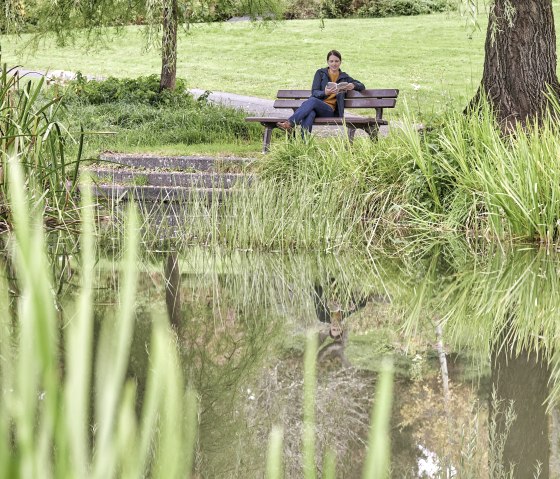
[325,85,337,95]
[346,83,355,91]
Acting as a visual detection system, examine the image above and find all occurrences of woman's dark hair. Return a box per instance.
[326,50,342,61]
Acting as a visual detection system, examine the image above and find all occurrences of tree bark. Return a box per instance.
[159,0,178,91]
[470,0,560,128]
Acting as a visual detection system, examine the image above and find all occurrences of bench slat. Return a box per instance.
[345,98,396,108]
[313,117,388,125]
[276,89,398,99]
[245,116,388,126]
[273,98,396,109]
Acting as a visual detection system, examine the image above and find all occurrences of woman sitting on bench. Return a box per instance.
[276,49,365,134]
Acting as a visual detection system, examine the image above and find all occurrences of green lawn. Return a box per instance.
[3,12,493,116]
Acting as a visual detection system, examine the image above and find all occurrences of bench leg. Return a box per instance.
[262,126,273,154]
[366,125,380,141]
[347,127,356,144]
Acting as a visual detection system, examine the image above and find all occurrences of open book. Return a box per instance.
[327,81,350,93]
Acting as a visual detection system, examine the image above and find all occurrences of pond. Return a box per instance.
[3,236,560,478]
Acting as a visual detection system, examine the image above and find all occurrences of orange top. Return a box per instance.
[324,70,339,110]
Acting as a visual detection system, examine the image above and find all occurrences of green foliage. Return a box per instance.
[10,0,286,34]
[284,0,455,19]
[66,74,192,106]
[1,162,197,477]
[356,0,454,18]
[320,0,355,18]
[0,61,82,223]
[8,0,141,36]
[0,0,26,33]
[55,75,261,155]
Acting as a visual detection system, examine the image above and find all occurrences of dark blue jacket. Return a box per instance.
[311,67,366,117]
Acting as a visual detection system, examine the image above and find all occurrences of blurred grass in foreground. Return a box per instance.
[0,155,197,478]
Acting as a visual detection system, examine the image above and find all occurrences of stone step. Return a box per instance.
[91,184,231,203]
[98,153,252,172]
[83,168,251,189]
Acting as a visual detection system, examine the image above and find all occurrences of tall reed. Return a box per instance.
[0,60,83,222]
[0,155,196,478]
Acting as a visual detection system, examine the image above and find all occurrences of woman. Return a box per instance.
[276,50,365,134]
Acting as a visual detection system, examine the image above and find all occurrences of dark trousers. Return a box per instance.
[288,97,336,133]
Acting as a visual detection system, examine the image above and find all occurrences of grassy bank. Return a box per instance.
[3,12,490,116]
[54,75,263,158]
[120,105,560,250]
[258,108,560,246]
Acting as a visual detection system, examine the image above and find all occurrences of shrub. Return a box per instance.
[283,0,323,19]
[320,0,355,18]
[356,0,454,18]
[66,74,194,107]
[284,0,454,19]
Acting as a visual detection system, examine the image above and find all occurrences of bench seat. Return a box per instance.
[245,88,398,153]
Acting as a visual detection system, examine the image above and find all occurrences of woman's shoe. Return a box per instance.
[276,121,293,131]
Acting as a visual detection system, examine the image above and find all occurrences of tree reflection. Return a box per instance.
[391,244,560,477]
[491,343,550,478]
[163,252,181,329]
[40,239,560,477]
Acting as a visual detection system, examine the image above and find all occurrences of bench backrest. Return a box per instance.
[273,89,399,119]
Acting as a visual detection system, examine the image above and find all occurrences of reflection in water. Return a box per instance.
[84,246,560,477]
[395,245,560,478]
[164,252,181,329]
[491,344,551,478]
[6,235,560,477]
[313,282,369,368]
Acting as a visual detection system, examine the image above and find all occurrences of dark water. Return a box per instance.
[4,238,560,478]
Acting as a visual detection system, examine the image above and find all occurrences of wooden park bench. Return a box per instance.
[245,89,399,153]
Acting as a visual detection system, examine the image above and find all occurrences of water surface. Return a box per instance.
[4,238,560,477]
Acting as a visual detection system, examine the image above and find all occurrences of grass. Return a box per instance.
[83,97,560,250]
[0,61,82,225]
[2,11,492,118]
[56,94,263,159]
[239,103,560,247]
[1,156,197,477]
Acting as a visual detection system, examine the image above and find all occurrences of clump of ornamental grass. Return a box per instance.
[373,101,560,244]
[259,102,560,246]
[0,60,83,226]
[93,171,370,252]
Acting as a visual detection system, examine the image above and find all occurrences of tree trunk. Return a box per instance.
[159,0,178,91]
[470,0,560,128]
